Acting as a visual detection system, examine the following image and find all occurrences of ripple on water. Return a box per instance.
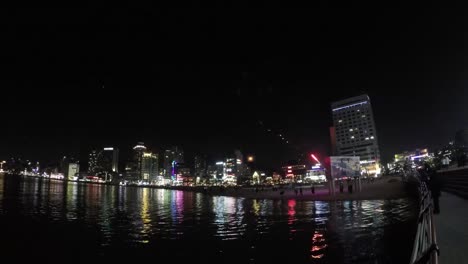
[0,175,418,263]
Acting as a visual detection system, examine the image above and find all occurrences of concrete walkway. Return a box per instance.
[434,192,468,264]
[184,176,408,201]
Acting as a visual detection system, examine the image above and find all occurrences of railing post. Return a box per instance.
[409,180,439,264]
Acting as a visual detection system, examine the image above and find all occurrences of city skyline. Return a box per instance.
[2,8,468,168]
[1,89,467,168]
[1,7,467,263]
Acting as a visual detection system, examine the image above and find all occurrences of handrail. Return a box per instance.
[409,179,439,264]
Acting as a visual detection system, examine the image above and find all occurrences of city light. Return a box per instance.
[311,154,320,164]
[104,147,114,151]
[332,101,367,112]
[411,154,429,160]
[247,156,254,162]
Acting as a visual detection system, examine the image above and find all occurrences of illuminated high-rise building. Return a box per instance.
[223,150,244,178]
[66,163,80,180]
[331,94,381,175]
[98,147,119,173]
[163,146,184,180]
[194,155,207,179]
[88,150,98,173]
[215,161,225,180]
[132,142,147,180]
[207,165,217,180]
[142,152,158,182]
[225,158,236,177]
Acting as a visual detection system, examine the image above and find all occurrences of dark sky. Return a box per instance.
[1,7,468,169]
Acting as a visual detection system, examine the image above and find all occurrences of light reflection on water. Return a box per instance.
[0,175,417,263]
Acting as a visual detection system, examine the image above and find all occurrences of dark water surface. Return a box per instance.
[0,174,417,263]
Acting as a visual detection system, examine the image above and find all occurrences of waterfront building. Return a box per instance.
[142,152,158,182]
[215,161,225,181]
[163,146,184,180]
[331,94,381,176]
[282,164,307,182]
[66,163,80,180]
[88,150,98,173]
[98,147,119,173]
[124,142,146,181]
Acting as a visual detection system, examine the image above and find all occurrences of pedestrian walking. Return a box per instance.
[299,187,303,196]
[311,184,315,194]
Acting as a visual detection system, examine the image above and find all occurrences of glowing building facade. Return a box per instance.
[331,94,381,176]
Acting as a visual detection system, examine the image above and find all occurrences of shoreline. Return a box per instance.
[169,177,410,201]
[5,173,410,201]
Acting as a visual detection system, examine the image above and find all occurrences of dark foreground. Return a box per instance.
[0,174,417,263]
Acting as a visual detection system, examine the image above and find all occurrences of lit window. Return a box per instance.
[349,129,353,132]
[351,136,355,139]
[338,120,342,123]
[365,137,369,140]
[362,115,366,118]
[370,136,374,139]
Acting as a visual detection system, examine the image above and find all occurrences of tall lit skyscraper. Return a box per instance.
[142,152,158,182]
[88,150,98,173]
[223,150,245,180]
[215,161,225,180]
[66,163,80,180]
[163,146,184,179]
[163,149,172,179]
[225,158,236,177]
[331,94,381,175]
[194,155,207,179]
[234,149,245,180]
[99,147,119,173]
[133,142,147,180]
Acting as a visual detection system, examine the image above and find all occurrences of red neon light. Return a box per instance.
[311,154,320,163]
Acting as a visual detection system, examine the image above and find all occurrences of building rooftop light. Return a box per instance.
[332,101,368,112]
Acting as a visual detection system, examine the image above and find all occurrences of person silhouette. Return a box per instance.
[428,168,443,214]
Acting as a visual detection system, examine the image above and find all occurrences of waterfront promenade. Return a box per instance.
[6,173,409,201]
[434,192,468,264]
[195,176,408,201]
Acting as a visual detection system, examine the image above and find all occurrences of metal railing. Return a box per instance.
[410,180,439,264]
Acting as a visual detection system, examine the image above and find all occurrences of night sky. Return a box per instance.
[1,7,468,170]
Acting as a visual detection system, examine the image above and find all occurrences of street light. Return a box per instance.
[247,156,254,162]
